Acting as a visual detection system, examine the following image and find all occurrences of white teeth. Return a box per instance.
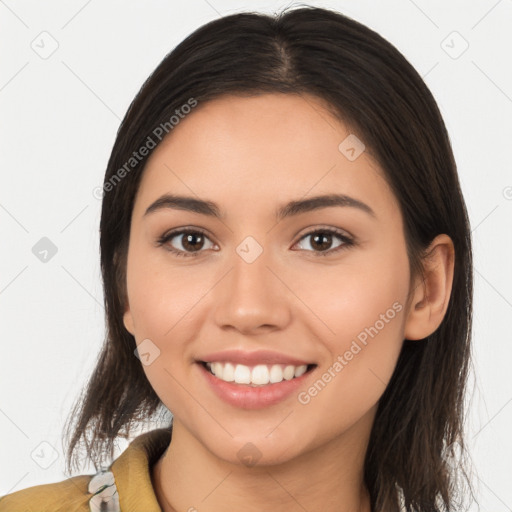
[222,362,235,382]
[251,365,270,385]
[211,362,222,378]
[269,365,283,383]
[294,365,307,377]
[234,364,251,384]
[204,362,310,386]
[283,365,295,380]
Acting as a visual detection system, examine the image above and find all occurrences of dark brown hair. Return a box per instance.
[63,5,475,511]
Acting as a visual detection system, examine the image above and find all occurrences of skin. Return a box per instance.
[122,93,455,512]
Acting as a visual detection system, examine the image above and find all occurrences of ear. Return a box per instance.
[115,248,135,336]
[404,234,455,340]
[123,305,135,336]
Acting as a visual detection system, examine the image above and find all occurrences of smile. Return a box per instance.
[202,361,315,387]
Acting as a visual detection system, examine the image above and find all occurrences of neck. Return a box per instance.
[152,419,373,512]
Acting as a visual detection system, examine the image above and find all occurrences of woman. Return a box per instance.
[0,5,474,511]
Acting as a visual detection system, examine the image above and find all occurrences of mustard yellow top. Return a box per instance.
[0,427,172,512]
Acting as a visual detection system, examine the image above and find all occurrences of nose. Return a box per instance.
[212,245,292,334]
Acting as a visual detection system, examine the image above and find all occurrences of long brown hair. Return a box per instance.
[63,6,475,510]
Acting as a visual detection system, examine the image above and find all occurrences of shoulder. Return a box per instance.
[0,427,172,512]
[0,474,92,512]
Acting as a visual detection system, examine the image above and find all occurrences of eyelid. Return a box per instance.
[295,224,354,241]
[292,226,354,256]
[155,226,216,256]
[156,225,355,257]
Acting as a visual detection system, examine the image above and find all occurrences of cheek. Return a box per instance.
[294,247,408,346]
[125,241,206,338]
[125,259,200,413]
[124,246,201,390]
[294,249,409,421]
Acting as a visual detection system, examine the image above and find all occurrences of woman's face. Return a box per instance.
[123,93,414,465]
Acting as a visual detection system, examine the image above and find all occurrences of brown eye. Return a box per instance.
[157,229,215,257]
[310,232,335,251]
[294,228,354,256]
[180,232,206,252]
[157,227,354,258]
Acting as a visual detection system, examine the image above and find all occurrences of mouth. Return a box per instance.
[198,361,318,387]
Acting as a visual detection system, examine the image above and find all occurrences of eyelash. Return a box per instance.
[156,227,355,258]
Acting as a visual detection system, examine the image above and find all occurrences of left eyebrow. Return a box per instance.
[143,193,376,220]
[275,193,376,221]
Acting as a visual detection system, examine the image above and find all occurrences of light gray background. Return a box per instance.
[1,1,511,510]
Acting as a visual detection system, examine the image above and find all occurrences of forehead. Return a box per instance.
[133,93,398,220]
[155,93,351,160]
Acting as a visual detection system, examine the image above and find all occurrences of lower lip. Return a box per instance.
[197,362,315,410]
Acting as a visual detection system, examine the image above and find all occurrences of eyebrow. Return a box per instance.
[144,193,376,221]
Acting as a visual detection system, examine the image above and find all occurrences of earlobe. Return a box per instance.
[123,307,135,336]
[404,234,455,340]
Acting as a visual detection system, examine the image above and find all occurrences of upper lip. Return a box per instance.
[197,349,314,367]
